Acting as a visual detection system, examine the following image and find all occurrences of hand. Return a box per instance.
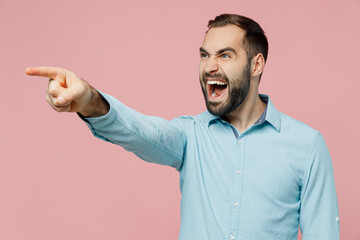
[26,66,109,117]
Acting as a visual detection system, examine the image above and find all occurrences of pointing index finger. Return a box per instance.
[25,66,66,79]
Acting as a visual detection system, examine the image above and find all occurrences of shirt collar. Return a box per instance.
[207,94,281,132]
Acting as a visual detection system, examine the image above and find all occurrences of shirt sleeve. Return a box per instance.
[299,132,340,239]
[80,91,189,171]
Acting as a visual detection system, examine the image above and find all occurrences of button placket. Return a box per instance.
[229,134,245,240]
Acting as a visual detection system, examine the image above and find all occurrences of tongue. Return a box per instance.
[214,85,226,96]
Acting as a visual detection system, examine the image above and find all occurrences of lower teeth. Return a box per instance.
[212,91,216,97]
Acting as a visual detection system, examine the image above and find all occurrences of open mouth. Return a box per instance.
[207,79,228,100]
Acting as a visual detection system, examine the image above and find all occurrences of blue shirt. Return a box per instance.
[82,93,340,240]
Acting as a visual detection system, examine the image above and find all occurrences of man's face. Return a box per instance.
[199,25,251,116]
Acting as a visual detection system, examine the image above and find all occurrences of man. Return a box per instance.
[26,14,339,240]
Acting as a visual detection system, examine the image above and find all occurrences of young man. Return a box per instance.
[26,14,339,240]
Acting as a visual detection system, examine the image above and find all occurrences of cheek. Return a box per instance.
[199,67,207,82]
[199,62,206,74]
[223,64,245,81]
[218,66,234,81]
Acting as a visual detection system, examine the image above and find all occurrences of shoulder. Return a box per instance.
[170,111,216,130]
[173,111,212,123]
[279,111,320,139]
[275,112,326,160]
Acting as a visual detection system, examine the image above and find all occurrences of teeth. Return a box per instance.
[212,91,216,97]
[207,80,226,85]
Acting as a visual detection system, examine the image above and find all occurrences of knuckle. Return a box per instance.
[58,106,70,112]
[56,107,64,112]
[53,99,62,107]
[60,72,69,81]
[57,72,65,78]
[48,87,57,96]
[46,94,58,108]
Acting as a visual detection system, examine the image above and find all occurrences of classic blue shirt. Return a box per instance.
[82,93,340,240]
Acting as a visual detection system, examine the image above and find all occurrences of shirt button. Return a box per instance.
[230,234,235,240]
[233,201,239,207]
[335,216,339,221]
[236,169,242,175]
[237,139,243,144]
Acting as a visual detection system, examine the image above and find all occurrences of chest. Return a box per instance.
[181,123,305,204]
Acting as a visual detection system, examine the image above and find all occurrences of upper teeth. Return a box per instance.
[207,80,226,85]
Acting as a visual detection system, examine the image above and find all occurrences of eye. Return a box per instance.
[200,52,208,58]
[221,53,230,59]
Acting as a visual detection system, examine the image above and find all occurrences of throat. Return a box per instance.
[225,96,267,133]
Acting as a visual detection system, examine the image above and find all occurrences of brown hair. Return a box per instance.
[208,14,268,63]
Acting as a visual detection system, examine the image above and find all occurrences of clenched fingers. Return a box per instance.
[47,77,78,106]
[46,87,71,107]
[46,93,71,112]
[48,79,63,96]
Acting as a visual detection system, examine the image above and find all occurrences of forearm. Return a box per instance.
[81,92,188,170]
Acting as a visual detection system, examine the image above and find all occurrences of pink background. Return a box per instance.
[1,0,359,239]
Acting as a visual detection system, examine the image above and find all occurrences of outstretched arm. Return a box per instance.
[26,66,188,170]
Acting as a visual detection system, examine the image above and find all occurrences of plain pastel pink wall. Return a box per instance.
[0,0,359,239]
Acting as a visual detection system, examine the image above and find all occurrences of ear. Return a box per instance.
[251,53,265,79]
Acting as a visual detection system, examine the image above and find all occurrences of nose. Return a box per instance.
[204,56,219,74]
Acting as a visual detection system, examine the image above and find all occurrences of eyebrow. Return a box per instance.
[199,47,237,55]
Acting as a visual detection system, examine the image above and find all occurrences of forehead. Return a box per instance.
[201,25,246,53]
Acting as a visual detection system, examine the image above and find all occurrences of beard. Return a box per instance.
[200,60,251,117]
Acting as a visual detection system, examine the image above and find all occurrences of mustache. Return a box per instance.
[203,72,229,83]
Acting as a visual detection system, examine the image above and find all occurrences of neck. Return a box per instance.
[224,90,266,134]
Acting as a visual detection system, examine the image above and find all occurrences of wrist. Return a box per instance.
[78,88,110,118]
